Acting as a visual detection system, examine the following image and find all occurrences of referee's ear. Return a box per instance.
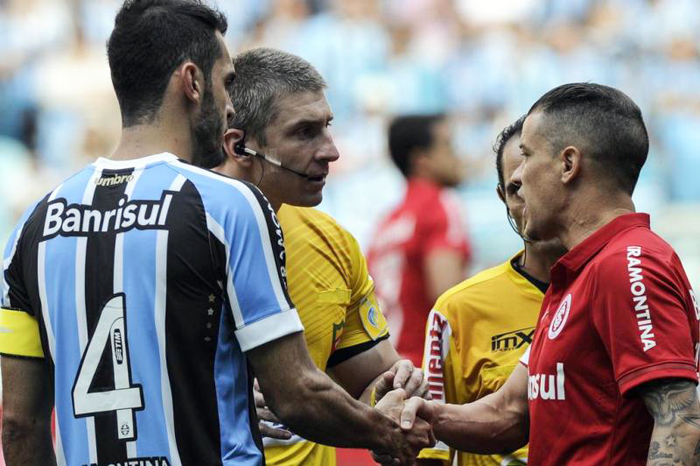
[223,128,246,161]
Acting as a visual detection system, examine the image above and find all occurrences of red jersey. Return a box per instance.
[367,179,471,366]
[523,213,700,465]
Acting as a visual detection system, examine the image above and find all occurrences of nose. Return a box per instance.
[317,131,340,163]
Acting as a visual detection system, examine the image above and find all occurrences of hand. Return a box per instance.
[374,359,430,405]
[254,378,292,440]
[373,389,436,465]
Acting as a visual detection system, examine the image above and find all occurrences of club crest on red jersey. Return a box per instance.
[548,294,572,340]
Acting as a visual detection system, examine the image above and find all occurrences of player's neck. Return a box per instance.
[559,189,635,251]
[110,112,194,162]
[522,240,566,283]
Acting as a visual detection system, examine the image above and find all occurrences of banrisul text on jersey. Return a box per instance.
[42,193,174,239]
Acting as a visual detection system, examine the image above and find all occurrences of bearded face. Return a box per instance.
[191,81,226,169]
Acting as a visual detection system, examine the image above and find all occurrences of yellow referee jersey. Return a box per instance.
[264,205,389,466]
[419,252,544,466]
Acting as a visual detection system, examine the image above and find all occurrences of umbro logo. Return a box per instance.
[491,327,534,352]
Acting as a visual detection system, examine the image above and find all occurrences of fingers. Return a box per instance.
[401,367,425,398]
[371,452,400,466]
[399,397,424,430]
[253,378,267,408]
[374,370,397,402]
[256,405,282,424]
[392,360,414,390]
[259,421,293,440]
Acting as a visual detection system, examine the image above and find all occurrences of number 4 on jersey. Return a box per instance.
[72,293,144,441]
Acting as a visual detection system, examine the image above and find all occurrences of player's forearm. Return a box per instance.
[270,367,401,451]
[432,394,528,454]
[2,417,56,466]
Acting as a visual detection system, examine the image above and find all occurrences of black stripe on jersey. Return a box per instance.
[326,333,391,368]
[164,180,224,466]
[84,168,132,463]
[244,182,293,306]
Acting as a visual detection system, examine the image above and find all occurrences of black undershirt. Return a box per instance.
[511,257,549,293]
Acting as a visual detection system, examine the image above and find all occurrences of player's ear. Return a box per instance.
[180,62,204,105]
[560,146,582,186]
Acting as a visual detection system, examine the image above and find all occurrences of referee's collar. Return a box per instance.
[93,152,179,170]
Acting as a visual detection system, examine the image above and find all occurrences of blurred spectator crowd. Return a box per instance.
[1,0,699,286]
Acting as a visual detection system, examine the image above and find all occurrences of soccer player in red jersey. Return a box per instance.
[367,115,472,366]
[377,83,700,465]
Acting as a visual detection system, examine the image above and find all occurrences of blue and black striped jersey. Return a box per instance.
[1,152,302,466]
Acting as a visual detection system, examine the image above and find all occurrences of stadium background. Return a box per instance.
[0,0,699,464]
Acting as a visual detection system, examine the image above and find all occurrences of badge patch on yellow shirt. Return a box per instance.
[358,294,388,340]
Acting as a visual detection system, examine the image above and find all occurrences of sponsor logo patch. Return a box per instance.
[491,327,534,352]
[548,294,572,340]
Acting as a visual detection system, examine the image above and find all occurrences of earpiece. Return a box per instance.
[234,141,248,157]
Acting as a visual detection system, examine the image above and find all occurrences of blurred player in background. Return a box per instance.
[377,83,700,466]
[217,47,428,466]
[0,3,432,466]
[417,116,565,465]
[367,115,472,367]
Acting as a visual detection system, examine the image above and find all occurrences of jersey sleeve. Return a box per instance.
[520,346,530,367]
[336,231,389,349]
[0,201,45,358]
[592,247,699,395]
[423,191,471,261]
[418,307,456,462]
[218,183,303,352]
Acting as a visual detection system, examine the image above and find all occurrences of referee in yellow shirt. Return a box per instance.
[418,117,565,466]
[214,47,427,466]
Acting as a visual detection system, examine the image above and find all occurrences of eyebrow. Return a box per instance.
[287,115,333,130]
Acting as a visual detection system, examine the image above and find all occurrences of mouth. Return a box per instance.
[306,174,326,183]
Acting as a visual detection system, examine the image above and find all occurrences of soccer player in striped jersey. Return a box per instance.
[0,3,432,466]
[417,117,564,466]
[216,47,429,466]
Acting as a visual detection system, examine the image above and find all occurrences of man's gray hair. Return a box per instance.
[230,47,327,145]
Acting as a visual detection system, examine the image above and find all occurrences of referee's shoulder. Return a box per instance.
[434,260,512,311]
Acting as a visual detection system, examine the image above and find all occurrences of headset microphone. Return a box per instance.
[505,203,532,244]
[234,142,309,179]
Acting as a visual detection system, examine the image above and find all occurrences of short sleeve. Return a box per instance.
[422,191,471,261]
[592,248,698,395]
[217,183,303,352]
[336,233,389,350]
[2,200,41,315]
[520,346,530,367]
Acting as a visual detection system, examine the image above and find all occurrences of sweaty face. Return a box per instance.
[252,90,339,208]
[500,135,526,232]
[192,32,235,168]
[425,120,465,188]
[511,111,564,242]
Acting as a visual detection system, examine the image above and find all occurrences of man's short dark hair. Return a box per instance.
[528,83,649,195]
[229,47,326,145]
[108,0,228,127]
[493,115,525,189]
[388,114,445,178]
